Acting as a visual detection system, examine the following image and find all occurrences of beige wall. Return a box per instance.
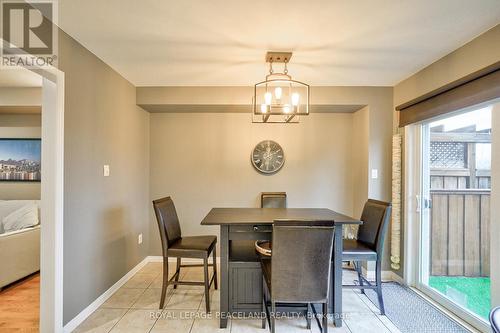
[59,31,150,324]
[143,86,394,270]
[0,114,41,200]
[310,87,393,202]
[0,87,41,106]
[394,24,500,106]
[351,106,369,218]
[140,86,394,203]
[149,112,359,254]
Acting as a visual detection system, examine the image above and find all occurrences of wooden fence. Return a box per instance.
[430,189,490,277]
[430,131,491,190]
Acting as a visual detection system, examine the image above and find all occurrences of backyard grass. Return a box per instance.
[429,276,490,320]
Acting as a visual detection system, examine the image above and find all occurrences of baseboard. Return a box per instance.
[361,267,401,283]
[146,255,164,262]
[63,256,401,332]
[63,257,149,333]
[63,256,218,332]
[390,271,404,284]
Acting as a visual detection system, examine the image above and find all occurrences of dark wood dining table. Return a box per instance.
[201,208,362,328]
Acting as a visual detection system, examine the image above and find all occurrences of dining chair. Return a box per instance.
[153,196,217,312]
[342,199,392,315]
[491,306,500,333]
[261,221,335,333]
[261,192,287,208]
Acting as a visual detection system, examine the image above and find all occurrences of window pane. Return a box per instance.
[476,143,491,170]
[424,105,492,320]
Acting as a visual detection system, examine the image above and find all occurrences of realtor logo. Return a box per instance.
[1,0,57,68]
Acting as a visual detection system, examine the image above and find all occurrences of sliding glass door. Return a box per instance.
[415,105,492,329]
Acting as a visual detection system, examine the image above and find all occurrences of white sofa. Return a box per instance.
[0,200,40,289]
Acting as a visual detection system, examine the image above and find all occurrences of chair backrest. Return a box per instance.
[491,306,500,333]
[153,197,182,256]
[271,221,334,303]
[261,192,287,208]
[357,199,392,254]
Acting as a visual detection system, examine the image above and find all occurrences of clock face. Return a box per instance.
[251,140,285,174]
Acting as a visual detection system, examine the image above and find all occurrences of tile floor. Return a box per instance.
[73,262,401,333]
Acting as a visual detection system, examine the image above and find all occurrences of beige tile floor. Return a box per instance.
[73,262,401,333]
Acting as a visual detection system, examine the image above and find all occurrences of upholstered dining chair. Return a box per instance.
[261,192,287,208]
[261,221,335,333]
[342,199,391,315]
[491,306,500,333]
[153,197,217,312]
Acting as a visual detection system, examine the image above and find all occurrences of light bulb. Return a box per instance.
[291,93,300,106]
[274,87,282,100]
[260,104,267,113]
[283,104,291,114]
[264,92,272,105]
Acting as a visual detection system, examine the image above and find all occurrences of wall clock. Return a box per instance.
[251,140,285,174]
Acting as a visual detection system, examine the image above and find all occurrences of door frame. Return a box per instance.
[33,67,65,333]
[403,124,421,287]
[403,121,490,332]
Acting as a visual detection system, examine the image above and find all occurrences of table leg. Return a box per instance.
[332,223,343,327]
[220,225,229,328]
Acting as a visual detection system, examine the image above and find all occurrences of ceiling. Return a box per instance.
[57,1,498,87]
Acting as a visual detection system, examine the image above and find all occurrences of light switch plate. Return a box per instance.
[371,169,378,179]
[103,165,110,177]
[138,233,143,244]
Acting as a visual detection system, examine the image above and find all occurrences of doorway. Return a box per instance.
[406,103,495,331]
[0,68,65,332]
[0,83,43,331]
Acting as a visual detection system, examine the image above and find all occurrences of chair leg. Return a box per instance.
[271,302,276,333]
[322,302,328,333]
[376,260,385,315]
[212,246,218,290]
[159,257,169,309]
[356,261,365,294]
[173,257,181,289]
[204,257,210,313]
[306,303,311,329]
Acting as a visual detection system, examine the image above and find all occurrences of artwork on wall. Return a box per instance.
[0,139,41,182]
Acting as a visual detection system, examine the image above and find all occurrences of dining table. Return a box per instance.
[200,207,362,328]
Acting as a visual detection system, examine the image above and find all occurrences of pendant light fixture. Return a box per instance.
[252,51,309,123]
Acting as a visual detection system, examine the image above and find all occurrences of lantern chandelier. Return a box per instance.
[252,51,310,123]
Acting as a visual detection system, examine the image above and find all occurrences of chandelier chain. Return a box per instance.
[268,59,290,75]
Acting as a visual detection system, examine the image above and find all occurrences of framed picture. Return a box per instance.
[0,138,41,182]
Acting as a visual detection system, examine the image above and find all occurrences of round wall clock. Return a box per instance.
[251,140,285,174]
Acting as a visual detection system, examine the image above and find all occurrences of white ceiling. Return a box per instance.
[59,0,500,87]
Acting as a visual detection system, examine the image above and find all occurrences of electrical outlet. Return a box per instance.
[138,233,143,244]
[103,165,110,177]
[371,169,378,179]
